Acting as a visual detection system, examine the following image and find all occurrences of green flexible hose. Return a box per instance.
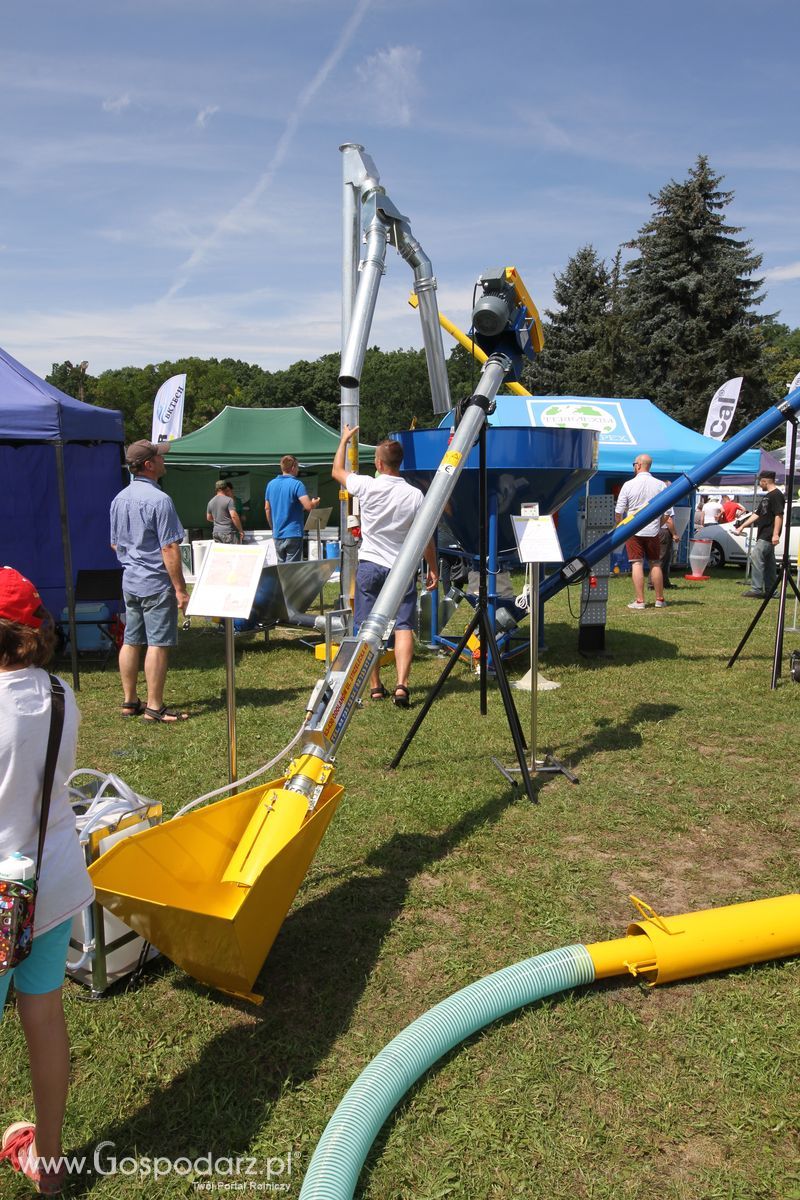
[299,944,596,1199]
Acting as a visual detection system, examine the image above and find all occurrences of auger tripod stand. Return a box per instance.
[389,419,537,802]
[727,414,799,689]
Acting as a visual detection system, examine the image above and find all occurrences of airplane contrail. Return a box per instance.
[163,0,373,301]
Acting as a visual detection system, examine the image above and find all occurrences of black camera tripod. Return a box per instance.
[727,416,799,688]
[389,420,537,803]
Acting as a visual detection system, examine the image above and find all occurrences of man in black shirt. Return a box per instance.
[738,471,785,598]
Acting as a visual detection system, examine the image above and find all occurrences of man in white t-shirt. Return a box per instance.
[699,495,723,525]
[333,425,438,706]
[615,454,674,610]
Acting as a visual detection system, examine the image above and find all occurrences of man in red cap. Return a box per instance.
[110,441,189,722]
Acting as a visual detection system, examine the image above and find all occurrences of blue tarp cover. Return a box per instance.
[468,395,760,477]
[0,347,123,441]
[1,347,124,612]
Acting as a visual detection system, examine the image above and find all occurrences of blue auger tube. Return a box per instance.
[541,386,800,602]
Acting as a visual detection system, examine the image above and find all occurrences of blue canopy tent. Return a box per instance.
[446,396,762,558]
[0,347,125,688]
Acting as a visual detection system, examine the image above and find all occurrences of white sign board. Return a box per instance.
[186,542,268,619]
[511,515,564,564]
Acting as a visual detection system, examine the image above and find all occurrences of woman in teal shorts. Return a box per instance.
[0,569,93,1195]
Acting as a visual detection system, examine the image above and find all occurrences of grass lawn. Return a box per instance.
[1,570,799,1198]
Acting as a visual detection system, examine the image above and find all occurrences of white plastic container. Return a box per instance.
[686,537,712,580]
[0,852,35,882]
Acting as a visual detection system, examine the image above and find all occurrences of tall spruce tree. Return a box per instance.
[622,155,769,428]
[522,245,623,396]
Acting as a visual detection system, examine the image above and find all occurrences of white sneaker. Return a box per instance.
[627,600,646,610]
[654,599,667,608]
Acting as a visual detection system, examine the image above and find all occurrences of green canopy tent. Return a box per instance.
[161,406,374,530]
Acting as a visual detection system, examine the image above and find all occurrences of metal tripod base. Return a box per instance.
[726,565,800,688]
[390,602,538,803]
[492,755,579,786]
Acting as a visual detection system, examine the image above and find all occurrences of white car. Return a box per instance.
[700,501,800,568]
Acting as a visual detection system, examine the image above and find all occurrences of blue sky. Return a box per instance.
[3,0,799,379]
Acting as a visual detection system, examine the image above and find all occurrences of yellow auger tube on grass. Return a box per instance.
[587,893,800,985]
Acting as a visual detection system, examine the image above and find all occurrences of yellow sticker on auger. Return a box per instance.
[440,449,462,476]
[323,643,371,740]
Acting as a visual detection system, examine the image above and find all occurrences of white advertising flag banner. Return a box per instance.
[151,374,187,444]
[702,376,743,440]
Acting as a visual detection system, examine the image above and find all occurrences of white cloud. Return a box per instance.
[764,261,800,282]
[102,93,132,114]
[1,286,342,377]
[163,0,374,300]
[355,45,421,127]
[195,104,220,129]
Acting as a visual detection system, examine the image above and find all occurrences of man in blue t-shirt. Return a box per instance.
[264,455,320,562]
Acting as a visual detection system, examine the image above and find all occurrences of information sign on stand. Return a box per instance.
[187,543,268,786]
[510,513,577,784]
[187,542,268,620]
[305,507,333,609]
[511,514,564,567]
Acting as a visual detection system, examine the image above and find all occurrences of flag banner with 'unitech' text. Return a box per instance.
[151,374,186,444]
[702,376,743,441]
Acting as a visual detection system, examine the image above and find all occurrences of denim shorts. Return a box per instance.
[123,588,178,647]
[355,561,416,631]
[0,918,73,1014]
[275,537,303,563]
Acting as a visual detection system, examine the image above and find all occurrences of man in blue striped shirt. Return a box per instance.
[110,440,189,723]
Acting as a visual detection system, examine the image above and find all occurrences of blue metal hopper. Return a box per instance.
[394,427,598,556]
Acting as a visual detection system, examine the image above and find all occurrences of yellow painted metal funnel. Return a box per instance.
[89,776,344,1002]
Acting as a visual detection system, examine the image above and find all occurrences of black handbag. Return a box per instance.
[0,675,65,973]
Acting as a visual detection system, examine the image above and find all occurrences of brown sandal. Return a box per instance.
[142,705,189,723]
[121,699,144,718]
[392,685,410,709]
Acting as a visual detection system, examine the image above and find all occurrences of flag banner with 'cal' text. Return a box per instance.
[151,374,186,444]
[702,376,743,441]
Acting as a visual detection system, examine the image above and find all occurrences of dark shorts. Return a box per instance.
[355,562,416,631]
[626,534,662,563]
[123,588,178,647]
[213,530,240,544]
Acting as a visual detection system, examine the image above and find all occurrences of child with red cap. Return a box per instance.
[0,568,93,1195]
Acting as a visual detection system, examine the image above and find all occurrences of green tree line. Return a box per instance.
[48,155,800,443]
[48,348,479,446]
